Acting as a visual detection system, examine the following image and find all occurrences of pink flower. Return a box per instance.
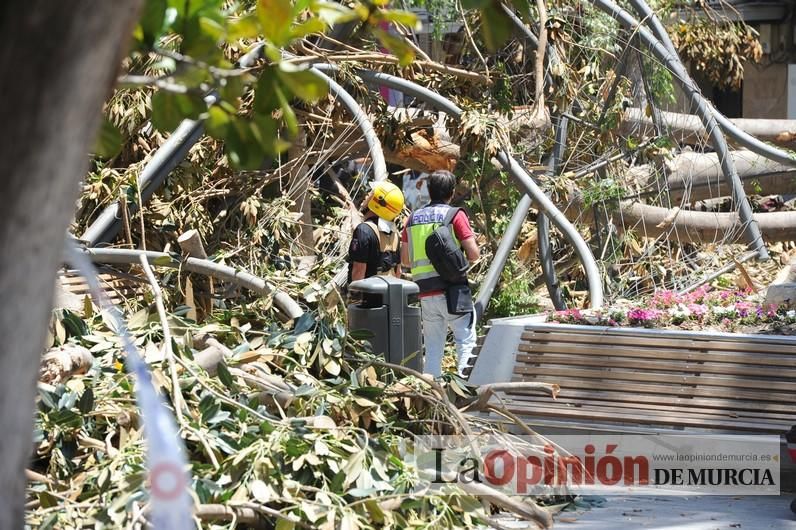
[627,308,663,325]
[734,301,754,317]
[652,290,678,308]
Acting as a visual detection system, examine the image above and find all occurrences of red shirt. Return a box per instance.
[402,208,475,297]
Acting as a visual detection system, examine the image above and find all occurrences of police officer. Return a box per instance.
[400,170,480,377]
[347,181,405,283]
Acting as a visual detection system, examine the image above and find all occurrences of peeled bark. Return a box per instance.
[564,196,796,243]
[622,107,796,147]
[630,150,796,203]
[0,1,142,524]
[40,346,94,384]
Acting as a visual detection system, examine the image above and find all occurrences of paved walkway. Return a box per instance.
[553,495,796,529]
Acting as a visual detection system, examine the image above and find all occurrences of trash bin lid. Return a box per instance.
[348,275,419,294]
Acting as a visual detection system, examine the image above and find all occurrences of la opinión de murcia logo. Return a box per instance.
[410,435,780,495]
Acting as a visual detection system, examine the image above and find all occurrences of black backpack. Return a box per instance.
[425,207,469,284]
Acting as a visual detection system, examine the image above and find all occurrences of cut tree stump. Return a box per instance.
[40,345,93,384]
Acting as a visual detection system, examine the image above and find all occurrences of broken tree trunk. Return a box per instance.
[288,130,316,273]
[629,149,796,203]
[178,229,212,321]
[563,196,796,243]
[622,107,796,147]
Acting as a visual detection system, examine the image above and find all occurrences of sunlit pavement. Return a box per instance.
[550,495,796,529]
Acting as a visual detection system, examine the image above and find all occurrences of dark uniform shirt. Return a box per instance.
[347,220,381,284]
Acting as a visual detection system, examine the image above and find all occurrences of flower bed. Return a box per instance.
[547,285,796,335]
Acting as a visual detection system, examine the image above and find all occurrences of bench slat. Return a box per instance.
[505,388,795,415]
[505,402,792,433]
[518,341,796,367]
[513,366,796,392]
[521,330,796,355]
[514,352,796,378]
[504,394,796,421]
[509,375,796,403]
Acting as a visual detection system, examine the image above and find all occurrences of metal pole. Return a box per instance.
[314,65,604,309]
[307,68,388,181]
[590,0,769,260]
[625,0,796,168]
[537,114,569,310]
[473,194,533,318]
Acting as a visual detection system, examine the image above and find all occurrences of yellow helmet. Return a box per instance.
[367,181,404,221]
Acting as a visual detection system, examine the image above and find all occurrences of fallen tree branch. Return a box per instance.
[80,247,304,322]
[288,52,492,84]
[40,345,94,384]
[458,481,553,529]
[139,254,187,428]
[623,107,796,147]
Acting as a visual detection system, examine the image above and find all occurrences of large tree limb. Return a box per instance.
[622,107,796,147]
[629,150,796,202]
[563,196,796,243]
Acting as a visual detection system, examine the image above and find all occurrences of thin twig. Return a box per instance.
[136,174,147,252]
[139,255,187,428]
[456,0,490,80]
[533,0,549,111]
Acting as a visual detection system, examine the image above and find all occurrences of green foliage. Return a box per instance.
[122,0,427,169]
[91,118,124,160]
[581,176,624,208]
[31,303,539,529]
[486,261,540,319]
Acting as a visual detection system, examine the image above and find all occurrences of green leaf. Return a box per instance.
[277,66,329,102]
[372,28,415,66]
[78,388,95,415]
[48,409,83,429]
[254,67,282,114]
[276,89,298,137]
[257,0,294,46]
[152,255,175,266]
[206,106,233,139]
[92,118,123,159]
[275,518,295,530]
[316,2,360,25]
[150,91,206,132]
[228,14,261,40]
[140,0,167,46]
[371,9,420,30]
[480,3,513,52]
[290,17,327,39]
[182,15,223,60]
[460,0,489,9]
[216,361,235,389]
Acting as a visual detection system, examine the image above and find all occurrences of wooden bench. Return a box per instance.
[501,323,796,434]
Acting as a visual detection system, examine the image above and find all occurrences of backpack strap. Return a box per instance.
[441,207,461,227]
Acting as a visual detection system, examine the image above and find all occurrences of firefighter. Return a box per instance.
[347,180,405,283]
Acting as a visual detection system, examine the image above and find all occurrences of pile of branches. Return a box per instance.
[29,294,562,529]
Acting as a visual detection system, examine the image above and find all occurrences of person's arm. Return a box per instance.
[400,225,411,268]
[351,261,368,281]
[348,224,374,281]
[452,210,480,263]
[401,245,411,268]
[461,237,480,263]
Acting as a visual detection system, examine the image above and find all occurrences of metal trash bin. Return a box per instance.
[347,276,422,372]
